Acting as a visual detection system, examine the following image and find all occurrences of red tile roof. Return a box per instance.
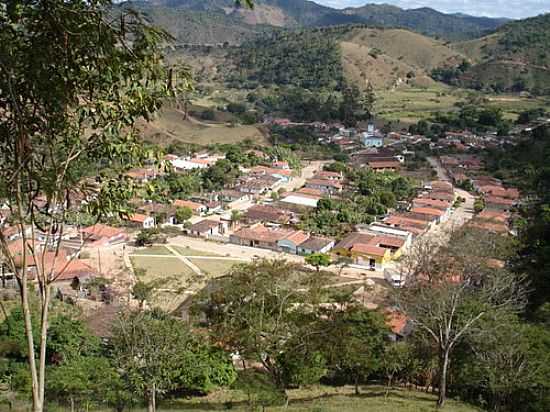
[81,224,125,239]
[410,207,445,217]
[173,200,205,211]
[351,244,387,257]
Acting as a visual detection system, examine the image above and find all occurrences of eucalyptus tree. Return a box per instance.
[0,0,216,410]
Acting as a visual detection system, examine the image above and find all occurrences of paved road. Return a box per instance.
[427,156,450,181]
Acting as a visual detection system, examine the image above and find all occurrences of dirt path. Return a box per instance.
[165,245,204,276]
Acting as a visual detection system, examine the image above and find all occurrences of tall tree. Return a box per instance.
[197,259,328,393]
[0,0,253,409]
[393,234,526,407]
[111,310,193,412]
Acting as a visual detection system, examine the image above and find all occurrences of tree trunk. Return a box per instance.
[38,285,50,407]
[354,375,360,395]
[148,384,156,412]
[20,271,41,412]
[70,397,75,412]
[437,349,450,408]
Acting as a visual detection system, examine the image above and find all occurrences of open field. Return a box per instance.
[131,245,174,256]
[377,87,549,124]
[170,245,222,257]
[485,95,550,121]
[130,256,197,286]
[138,106,268,146]
[188,257,243,276]
[377,87,464,123]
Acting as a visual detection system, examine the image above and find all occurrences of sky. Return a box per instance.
[315,0,550,19]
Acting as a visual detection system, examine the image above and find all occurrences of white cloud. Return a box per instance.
[315,0,550,19]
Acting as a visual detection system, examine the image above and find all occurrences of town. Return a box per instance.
[1,2,550,412]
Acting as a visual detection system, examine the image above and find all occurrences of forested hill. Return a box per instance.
[453,13,550,94]
[125,0,508,43]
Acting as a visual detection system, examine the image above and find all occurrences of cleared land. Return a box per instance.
[138,106,268,146]
[188,258,243,276]
[131,246,174,256]
[170,245,222,257]
[377,87,464,123]
[130,256,196,286]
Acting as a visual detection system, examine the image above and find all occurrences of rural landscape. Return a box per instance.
[0,0,549,411]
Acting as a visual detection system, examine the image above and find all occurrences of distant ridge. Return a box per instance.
[124,0,508,44]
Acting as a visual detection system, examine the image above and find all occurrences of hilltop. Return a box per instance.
[125,0,507,44]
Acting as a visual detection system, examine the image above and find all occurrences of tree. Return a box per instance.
[317,306,388,394]
[305,253,332,272]
[230,209,242,227]
[132,280,156,310]
[474,198,486,213]
[0,3,187,410]
[175,206,193,224]
[393,234,526,407]
[111,310,193,412]
[197,259,328,393]
[135,229,159,247]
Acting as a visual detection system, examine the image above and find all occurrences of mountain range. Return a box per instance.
[126,0,509,43]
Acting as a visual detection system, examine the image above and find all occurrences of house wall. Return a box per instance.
[277,239,298,254]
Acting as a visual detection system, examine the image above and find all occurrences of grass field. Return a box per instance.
[377,87,464,123]
[131,245,173,256]
[377,87,549,124]
[130,256,196,287]
[139,106,268,146]
[170,245,222,257]
[188,258,243,276]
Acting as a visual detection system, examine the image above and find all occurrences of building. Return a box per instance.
[384,215,430,236]
[187,220,226,238]
[277,230,310,254]
[334,232,406,271]
[245,205,292,225]
[297,236,335,255]
[81,224,127,246]
[412,198,452,211]
[230,224,295,251]
[125,168,157,183]
[485,196,515,212]
[126,213,155,229]
[312,171,343,181]
[280,193,320,209]
[305,178,343,194]
[410,207,447,224]
[173,200,207,216]
[367,160,401,173]
[218,190,251,203]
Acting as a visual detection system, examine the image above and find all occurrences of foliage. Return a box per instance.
[393,233,527,407]
[305,253,332,272]
[0,1,183,409]
[196,259,329,390]
[300,170,412,237]
[231,30,344,90]
[135,228,161,247]
[176,206,193,223]
[316,306,388,393]
[201,159,241,191]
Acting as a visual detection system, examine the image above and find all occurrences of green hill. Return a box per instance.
[454,13,550,94]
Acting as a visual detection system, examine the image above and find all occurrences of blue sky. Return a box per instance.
[315,0,550,19]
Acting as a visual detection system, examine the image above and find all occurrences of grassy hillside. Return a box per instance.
[453,13,550,94]
[340,28,465,90]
